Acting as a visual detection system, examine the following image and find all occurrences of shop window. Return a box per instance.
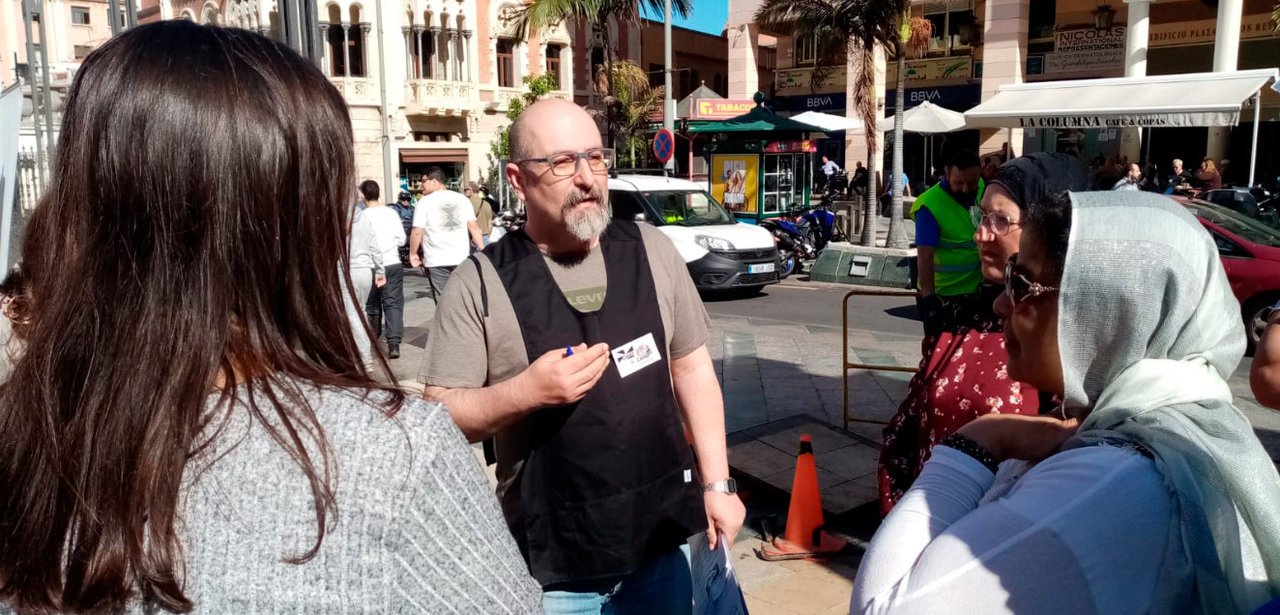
[497,38,515,87]
[71,7,91,25]
[925,7,976,56]
[795,35,816,66]
[546,44,563,89]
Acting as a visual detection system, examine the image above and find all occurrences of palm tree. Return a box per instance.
[599,61,665,167]
[886,16,934,248]
[755,0,910,248]
[512,0,691,151]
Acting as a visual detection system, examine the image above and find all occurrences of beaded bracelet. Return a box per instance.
[940,433,1000,475]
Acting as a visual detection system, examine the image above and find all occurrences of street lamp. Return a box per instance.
[1093,4,1117,31]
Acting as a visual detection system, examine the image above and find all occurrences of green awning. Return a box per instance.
[686,103,820,134]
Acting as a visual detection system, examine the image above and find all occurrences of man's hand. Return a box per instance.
[705,492,746,550]
[375,276,387,288]
[955,413,1080,464]
[516,343,611,408]
[409,254,422,268]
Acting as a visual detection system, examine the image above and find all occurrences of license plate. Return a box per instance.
[748,263,775,274]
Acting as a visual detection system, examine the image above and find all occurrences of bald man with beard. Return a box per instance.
[418,99,743,613]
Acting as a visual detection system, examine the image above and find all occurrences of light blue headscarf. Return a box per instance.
[1063,191,1280,613]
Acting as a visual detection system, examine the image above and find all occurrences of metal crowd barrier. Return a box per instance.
[842,288,920,430]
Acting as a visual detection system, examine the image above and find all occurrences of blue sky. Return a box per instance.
[639,0,728,36]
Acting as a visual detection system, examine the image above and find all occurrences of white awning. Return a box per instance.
[964,69,1280,129]
[790,111,865,134]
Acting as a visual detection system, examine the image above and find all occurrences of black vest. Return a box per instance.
[480,220,705,586]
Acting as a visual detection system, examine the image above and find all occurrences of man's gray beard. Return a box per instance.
[565,204,610,242]
[563,188,610,242]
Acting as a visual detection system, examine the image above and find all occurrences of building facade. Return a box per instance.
[3,0,120,90]
[727,0,1280,186]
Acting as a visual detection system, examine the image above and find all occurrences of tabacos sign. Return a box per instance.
[692,100,756,120]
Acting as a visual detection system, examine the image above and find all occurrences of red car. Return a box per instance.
[1174,196,1280,351]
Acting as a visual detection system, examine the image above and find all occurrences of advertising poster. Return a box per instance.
[711,155,758,214]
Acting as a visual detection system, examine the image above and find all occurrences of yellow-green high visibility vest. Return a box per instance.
[910,180,984,297]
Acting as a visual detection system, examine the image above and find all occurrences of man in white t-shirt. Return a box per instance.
[358,179,408,358]
[408,167,484,299]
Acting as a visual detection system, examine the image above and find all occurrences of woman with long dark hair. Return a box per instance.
[0,22,540,613]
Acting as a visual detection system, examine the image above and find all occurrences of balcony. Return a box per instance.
[486,87,571,112]
[405,79,478,116]
[330,78,377,104]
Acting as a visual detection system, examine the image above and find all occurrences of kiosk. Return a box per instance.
[688,94,821,223]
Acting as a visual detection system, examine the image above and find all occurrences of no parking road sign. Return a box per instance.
[653,128,674,164]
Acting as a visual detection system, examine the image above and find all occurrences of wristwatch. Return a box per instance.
[704,478,738,494]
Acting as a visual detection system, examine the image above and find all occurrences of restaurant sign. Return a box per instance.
[1013,112,1237,129]
[691,99,757,120]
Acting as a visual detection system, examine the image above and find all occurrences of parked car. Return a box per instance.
[1173,196,1280,351]
[608,174,780,291]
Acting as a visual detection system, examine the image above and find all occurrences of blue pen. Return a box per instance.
[565,345,574,357]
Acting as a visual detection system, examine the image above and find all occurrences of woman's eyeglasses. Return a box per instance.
[980,211,1021,236]
[1005,255,1058,305]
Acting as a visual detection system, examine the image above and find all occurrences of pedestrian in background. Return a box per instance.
[910,150,983,337]
[0,21,540,614]
[855,190,1280,614]
[358,179,407,359]
[877,152,1091,514]
[408,167,484,300]
[420,98,743,614]
[1252,299,1280,409]
[1112,163,1142,191]
[466,180,494,245]
[347,205,382,366]
[1197,157,1223,191]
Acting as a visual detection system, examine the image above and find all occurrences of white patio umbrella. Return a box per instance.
[876,100,968,133]
[877,101,969,182]
[791,110,865,134]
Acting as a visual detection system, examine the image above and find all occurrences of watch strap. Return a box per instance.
[703,478,737,493]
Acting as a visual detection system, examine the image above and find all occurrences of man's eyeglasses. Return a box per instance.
[515,148,615,177]
[980,211,1021,236]
[1005,254,1058,305]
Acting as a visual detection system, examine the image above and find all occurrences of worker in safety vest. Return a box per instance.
[910,150,984,337]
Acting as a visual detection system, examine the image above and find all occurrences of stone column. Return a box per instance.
[726,23,759,99]
[431,27,443,80]
[359,23,371,78]
[462,30,473,82]
[450,30,461,81]
[342,22,351,78]
[402,27,413,78]
[978,0,1028,157]
[1120,0,1153,162]
[319,23,331,76]
[1207,0,1244,161]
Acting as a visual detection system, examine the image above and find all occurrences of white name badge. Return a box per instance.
[611,332,662,378]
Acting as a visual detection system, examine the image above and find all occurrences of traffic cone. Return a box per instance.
[759,435,849,560]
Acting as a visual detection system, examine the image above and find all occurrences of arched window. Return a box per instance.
[325,5,346,77]
[348,5,366,77]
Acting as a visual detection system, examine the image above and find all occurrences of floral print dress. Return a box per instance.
[877,286,1043,516]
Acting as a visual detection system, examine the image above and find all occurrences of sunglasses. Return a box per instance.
[1005,254,1058,305]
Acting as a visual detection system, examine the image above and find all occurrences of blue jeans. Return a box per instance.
[542,545,693,615]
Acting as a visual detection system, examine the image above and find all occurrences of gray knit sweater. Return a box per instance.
[2,385,542,614]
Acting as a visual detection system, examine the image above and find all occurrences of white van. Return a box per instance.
[608,174,780,291]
